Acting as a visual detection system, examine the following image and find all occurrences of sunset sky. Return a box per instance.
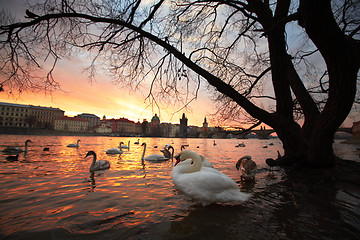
[0,55,216,127]
[0,0,358,129]
[0,0,222,127]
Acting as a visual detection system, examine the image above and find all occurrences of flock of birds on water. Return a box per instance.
[1,138,278,205]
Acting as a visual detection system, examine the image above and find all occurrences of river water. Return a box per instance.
[0,135,359,239]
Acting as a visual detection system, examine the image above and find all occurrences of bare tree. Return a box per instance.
[0,0,359,170]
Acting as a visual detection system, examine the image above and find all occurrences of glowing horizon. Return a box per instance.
[0,65,217,127]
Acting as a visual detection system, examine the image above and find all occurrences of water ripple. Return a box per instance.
[0,135,359,239]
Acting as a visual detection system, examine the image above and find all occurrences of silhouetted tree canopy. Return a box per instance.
[0,0,359,169]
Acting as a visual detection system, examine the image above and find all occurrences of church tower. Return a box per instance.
[203,117,208,128]
[180,113,188,137]
[200,117,209,138]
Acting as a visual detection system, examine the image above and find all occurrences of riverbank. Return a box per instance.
[0,127,95,136]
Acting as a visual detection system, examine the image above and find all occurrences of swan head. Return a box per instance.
[174,150,197,166]
[85,150,96,158]
[180,144,188,151]
[25,139,32,144]
[236,155,252,170]
[141,142,146,147]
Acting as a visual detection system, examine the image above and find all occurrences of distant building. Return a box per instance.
[188,125,201,137]
[94,117,142,135]
[0,101,64,129]
[0,102,31,128]
[94,120,113,134]
[200,117,210,138]
[54,116,89,132]
[29,105,65,129]
[161,122,178,138]
[117,118,142,135]
[76,113,100,129]
[202,117,208,129]
[150,114,161,136]
[179,113,188,137]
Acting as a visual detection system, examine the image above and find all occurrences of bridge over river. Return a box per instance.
[226,128,275,139]
[226,127,353,139]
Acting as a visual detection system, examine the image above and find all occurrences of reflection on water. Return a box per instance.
[0,135,359,239]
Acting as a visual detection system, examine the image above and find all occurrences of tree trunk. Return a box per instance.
[299,0,359,167]
[257,0,358,169]
[274,119,309,166]
[261,1,310,167]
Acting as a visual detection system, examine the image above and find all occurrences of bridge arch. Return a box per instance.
[235,129,275,139]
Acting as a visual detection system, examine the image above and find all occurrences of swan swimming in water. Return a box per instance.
[235,142,245,147]
[141,142,169,162]
[160,144,175,160]
[105,142,124,154]
[67,140,80,148]
[121,141,130,150]
[236,155,257,181]
[85,151,111,172]
[6,155,19,161]
[266,150,281,170]
[2,139,31,154]
[172,150,251,205]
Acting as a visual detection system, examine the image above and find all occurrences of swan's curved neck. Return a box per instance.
[91,154,97,164]
[169,146,174,159]
[190,153,202,172]
[179,152,202,173]
[24,141,29,151]
[90,154,97,172]
[141,144,146,164]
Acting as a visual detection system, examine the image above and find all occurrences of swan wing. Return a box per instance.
[94,160,110,170]
[172,168,250,203]
[144,154,169,161]
[200,155,213,168]
[2,146,23,153]
[105,148,122,154]
[160,149,171,159]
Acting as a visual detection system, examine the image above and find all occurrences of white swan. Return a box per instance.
[67,140,80,148]
[236,156,257,181]
[177,145,213,168]
[172,150,251,204]
[200,155,213,168]
[121,141,130,150]
[2,139,31,154]
[141,142,169,162]
[235,142,245,147]
[85,150,110,172]
[160,144,174,160]
[105,142,124,154]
